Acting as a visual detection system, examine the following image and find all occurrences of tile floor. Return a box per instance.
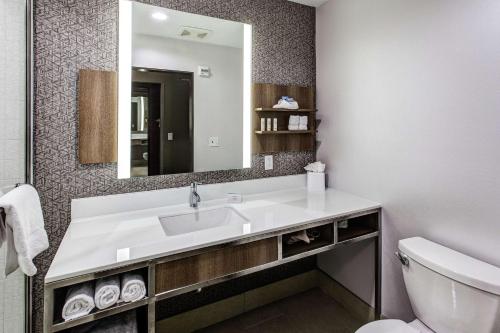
[198,288,366,333]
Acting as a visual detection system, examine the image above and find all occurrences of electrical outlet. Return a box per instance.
[264,155,273,170]
[226,193,243,203]
[208,136,220,147]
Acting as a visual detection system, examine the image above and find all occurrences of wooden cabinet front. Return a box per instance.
[155,237,278,294]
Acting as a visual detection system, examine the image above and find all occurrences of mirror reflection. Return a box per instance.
[119,2,252,178]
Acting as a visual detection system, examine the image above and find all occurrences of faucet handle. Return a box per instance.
[191,182,202,189]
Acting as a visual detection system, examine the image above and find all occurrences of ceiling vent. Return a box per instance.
[178,26,212,40]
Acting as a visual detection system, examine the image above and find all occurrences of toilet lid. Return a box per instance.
[356,319,420,333]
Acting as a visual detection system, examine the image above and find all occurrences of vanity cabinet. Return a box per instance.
[44,209,381,333]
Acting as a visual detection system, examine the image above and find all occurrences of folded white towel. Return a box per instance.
[288,115,300,130]
[288,115,300,125]
[120,273,146,303]
[304,161,326,173]
[273,97,299,110]
[95,276,120,310]
[299,116,308,130]
[62,282,95,321]
[0,185,49,276]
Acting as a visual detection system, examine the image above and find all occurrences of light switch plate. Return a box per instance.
[198,65,211,77]
[167,132,174,141]
[208,136,220,147]
[264,155,273,170]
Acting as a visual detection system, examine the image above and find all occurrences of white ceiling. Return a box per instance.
[132,2,244,48]
[287,0,329,7]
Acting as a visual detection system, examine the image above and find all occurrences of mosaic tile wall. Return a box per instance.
[32,0,315,332]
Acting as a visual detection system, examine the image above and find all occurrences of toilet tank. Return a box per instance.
[398,237,500,333]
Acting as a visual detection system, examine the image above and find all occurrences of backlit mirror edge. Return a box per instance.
[242,23,252,169]
[118,0,132,179]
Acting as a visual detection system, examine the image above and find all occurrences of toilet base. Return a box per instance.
[408,319,434,333]
[355,319,434,333]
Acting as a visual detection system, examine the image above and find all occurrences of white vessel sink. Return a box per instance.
[159,207,248,236]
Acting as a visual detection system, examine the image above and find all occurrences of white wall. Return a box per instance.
[0,0,27,332]
[133,34,244,172]
[316,0,500,321]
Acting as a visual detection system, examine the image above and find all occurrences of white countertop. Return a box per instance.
[45,181,380,283]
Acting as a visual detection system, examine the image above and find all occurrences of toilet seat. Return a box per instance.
[355,319,420,333]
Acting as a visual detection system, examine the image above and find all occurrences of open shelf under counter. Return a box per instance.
[282,223,334,258]
[336,213,379,243]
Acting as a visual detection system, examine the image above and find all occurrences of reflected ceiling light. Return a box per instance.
[152,12,168,21]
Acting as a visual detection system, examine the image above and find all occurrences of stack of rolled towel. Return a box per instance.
[62,273,147,321]
[288,115,308,130]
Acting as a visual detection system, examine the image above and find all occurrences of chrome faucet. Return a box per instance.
[189,182,202,208]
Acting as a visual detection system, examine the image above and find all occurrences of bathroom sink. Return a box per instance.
[159,207,249,236]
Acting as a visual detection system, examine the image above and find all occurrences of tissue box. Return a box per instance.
[307,172,325,192]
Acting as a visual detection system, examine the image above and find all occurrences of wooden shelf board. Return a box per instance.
[338,226,377,243]
[256,149,315,154]
[255,108,317,112]
[283,240,332,258]
[255,130,314,135]
[52,298,149,332]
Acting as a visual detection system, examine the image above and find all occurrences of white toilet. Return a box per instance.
[356,237,500,333]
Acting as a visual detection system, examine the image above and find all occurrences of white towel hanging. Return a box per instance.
[0,184,49,276]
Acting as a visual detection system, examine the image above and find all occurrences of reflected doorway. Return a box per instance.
[131,68,194,177]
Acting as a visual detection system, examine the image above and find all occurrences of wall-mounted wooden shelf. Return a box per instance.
[252,83,317,154]
[255,108,317,113]
[255,130,314,135]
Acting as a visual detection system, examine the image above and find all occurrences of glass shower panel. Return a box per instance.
[0,0,28,332]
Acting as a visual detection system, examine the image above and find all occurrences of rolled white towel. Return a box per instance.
[120,273,146,303]
[62,282,95,321]
[94,276,120,310]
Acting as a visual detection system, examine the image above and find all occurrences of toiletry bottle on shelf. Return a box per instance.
[273,118,278,131]
[261,118,266,131]
[266,118,272,131]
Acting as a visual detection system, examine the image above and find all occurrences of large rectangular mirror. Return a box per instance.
[118,1,252,178]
